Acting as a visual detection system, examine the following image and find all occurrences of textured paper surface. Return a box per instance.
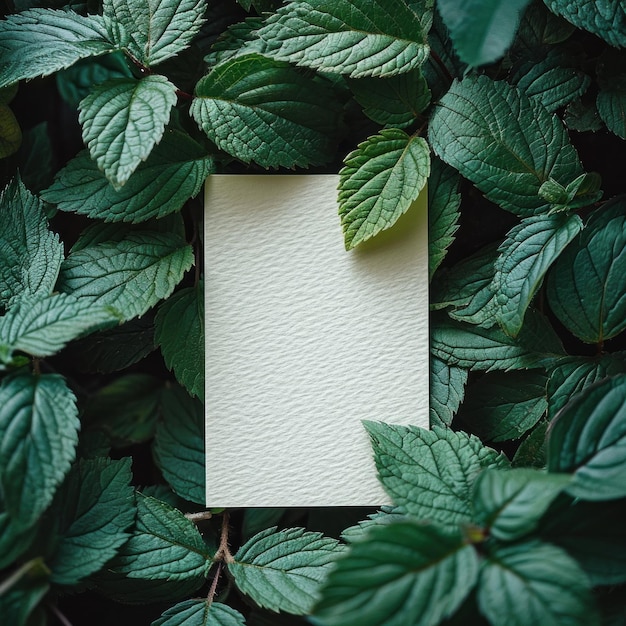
[205,175,429,507]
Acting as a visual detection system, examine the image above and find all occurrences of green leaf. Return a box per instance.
[42,131,213,223]
[547,198,626,343]
[153,386,204,505]
[338,129,430,249]
[428,157,461,280]
[0,501,36,569]
[364,422,508,530]
[0,178,63,308]
[0,373,79,527]
[0,558,49,626]
[0,104,21,158]
[78,76,178,189]
[314,521,479,626]
[512,420,548,468]
[153,600,246,626]
[472,468,570,541]
[547,374,626,501]
[0,9,122,89]
[430,356,468,428]
[596,49,626,139]
[437,0,532,67]
[190,54,341,168]
[42,458,135,586]
[428,75,585,217]
[478,541,598,626]
[155,283,203,399]
[457,371,547,442]
[512,2,576,55]
[347,69,431,129]
[339,507,405,543]
[57,231,194,322]
[564,96,603,133]
[16,123,54,194]
[103,0,206,66]
[204,17,265,66]
[491,213,583,336]
[230,527,344,615]
[257,0,430,78]
[108,493,210,581]
[242,508,287,542]
[543,0,626,47]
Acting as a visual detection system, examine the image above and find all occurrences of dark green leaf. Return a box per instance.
[0,493,36,569]
[430,356,468,428]
[0,558,49,626]
[153,600,246,626]
[596,49,626,139]
[512,420,548,468]
[314,521,479,626]
[564,97,603,132]
[0,104,21,158]
[204,17,265,66]
[257,0,430,78]
[242,508,287,542]
[16,123,54,193]
[512,2,575,57]
[429,75,585,216]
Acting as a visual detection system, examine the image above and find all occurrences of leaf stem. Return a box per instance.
[213,510,234,564]
[48,603,74,626]
[206,561,222,607]
[0,560,39,596]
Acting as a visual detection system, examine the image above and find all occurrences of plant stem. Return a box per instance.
[186,510,213,522]
[49,604,74,626]
[214,510,234,564]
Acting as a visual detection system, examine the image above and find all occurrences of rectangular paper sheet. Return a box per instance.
[205,175,429,507]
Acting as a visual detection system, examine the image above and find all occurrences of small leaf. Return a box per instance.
[257,0,430,78]
[338,129,430,249]
[512,420,548,468]
[0,104,21,158]
[57,230,194,322]
[0,373,79,527]
[153,600,246,626]
[364,422,508,531]
[430,356,468,428]
[429,75,585,216]
[547,374,626,501]
[596,49,626,139]
[564,96,603,133]
[314,521,479,626]
[472,468,570,541]
[230,527,344,615]
[79,76,177,188]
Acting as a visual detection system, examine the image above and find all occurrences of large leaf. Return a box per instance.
[153,601,246,626]
[103,0,206,66]
[430,356,467,428]
[478,541,598,626]
[338,129,430,249]
[437,0,532,67]
[78,76,177,189]
[190,54,341,168]
[491,213,583,337]
[0,9,122,89]
[0,373,79,527]
[229,527,343,615]
[0,178,63,308]
[57,231,194,322]
[257,0,430,78]
[364,422,508,531]
[596,49,626,140]
[547,375,626,501]
[42,131,213,223]
[547,198,626,343]
[314,521,479,626]
[428,75,585,216]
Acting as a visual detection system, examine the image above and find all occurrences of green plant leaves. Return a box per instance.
[257,0,430,78]
[190,54,341,168]
[314,521,479,626]
[0,373,79,527]
[596,49,626,139]
[153,600,246,626]
[78,76,177,189]
[229,527,343,615]
[429,75,585,216]
[338,129,430,249]
[430,356,467,427]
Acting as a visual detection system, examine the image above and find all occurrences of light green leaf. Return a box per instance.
[42,131,212,223]
[57,231,194,322]
[0,8,122,89]
[491,213,583,337]
[0,178,63,308]
[230,527,343,615]
[437,0,532,67]
[153,600,246,626]
[155,283,203,399]
[364,422,508,531]
[543,0,626,47]
[103,0,206,66]
[0,104,21,158]
[0,373,79,527]
[428,75,585,216]
[457,371,547,442]
[257,0,430,78]
[428,157,461,280]
[314,521,479,626]
[338,129,430,249]
[430,356,467,428]
[547,374,626,501]
[596,49,626,139]
[478,541,598,626]
[191,54,341,168]
[153,386,204,505]
[472,468,570,541]
[78,76,177,189]
[547,198,626,343]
